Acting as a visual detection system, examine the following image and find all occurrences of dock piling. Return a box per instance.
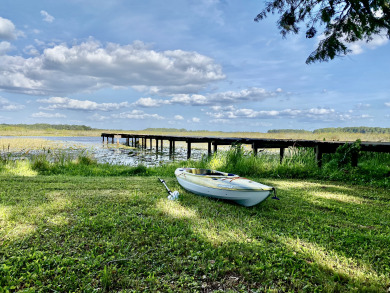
[187,141,191,159]
[280,148,285,164]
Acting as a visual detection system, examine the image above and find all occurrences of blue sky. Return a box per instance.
[0,0,389,132]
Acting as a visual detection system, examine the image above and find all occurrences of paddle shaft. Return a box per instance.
[158,178,173,195]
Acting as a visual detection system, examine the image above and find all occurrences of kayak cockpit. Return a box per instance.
[179,168,236,177]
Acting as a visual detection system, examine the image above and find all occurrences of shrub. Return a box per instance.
[77,154,97,165]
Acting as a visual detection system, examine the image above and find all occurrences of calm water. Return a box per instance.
[2,136,206,166]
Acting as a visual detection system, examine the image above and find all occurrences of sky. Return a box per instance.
[0,0,389,132]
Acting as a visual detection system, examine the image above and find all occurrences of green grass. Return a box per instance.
[0,175,389,292]
[0,143,389,291]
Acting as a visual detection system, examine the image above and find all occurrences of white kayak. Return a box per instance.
[174,168,276,207]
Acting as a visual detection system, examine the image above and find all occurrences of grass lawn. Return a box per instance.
[0,175,389,292]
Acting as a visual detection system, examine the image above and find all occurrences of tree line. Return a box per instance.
[0,124,94,131]
[313,127,390,134]
[268,127,390,134]
[268,129,311,134]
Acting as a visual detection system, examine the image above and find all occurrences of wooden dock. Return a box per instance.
[101,133,390,167]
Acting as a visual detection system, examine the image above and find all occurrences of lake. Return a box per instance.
[1,136,206,166]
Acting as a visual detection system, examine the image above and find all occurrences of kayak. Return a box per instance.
[174,168,275,207]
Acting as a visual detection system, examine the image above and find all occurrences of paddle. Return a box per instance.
[158,178,179,200]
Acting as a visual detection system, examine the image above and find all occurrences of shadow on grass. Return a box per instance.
[0,176,389,292]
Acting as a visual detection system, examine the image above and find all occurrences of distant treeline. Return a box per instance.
[143,128,218,133]
[268,127,390,134]
[313,127,390,134]
[268,129,311,134]
[0,124,95,131]
[144,128,188,132]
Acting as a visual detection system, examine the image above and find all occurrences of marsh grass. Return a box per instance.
[0,175,389,292]
[0,137,64,151]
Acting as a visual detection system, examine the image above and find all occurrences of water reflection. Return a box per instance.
[1,136,205,167]
[97,144,204,166]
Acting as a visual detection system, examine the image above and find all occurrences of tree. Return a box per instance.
[254,0,390,63]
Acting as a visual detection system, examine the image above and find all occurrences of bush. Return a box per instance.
[77,154,97,165]
[31,155,51,172]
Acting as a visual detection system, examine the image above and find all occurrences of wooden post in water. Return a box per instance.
[156,139,159,154]
[213,142,218,153]
[252,143,258,156]
[280,148,285,164]
[187,141,191,159]
[161,139,163,153]
[208,142,212,156]
[315,145,323,168]
[150,138,152,150]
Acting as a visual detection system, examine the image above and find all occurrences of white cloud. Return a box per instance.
[355,103,371,109]
[37,97,129,111]
[191,117,200,123]
[0,39,225,95]
[0,41,12,55]
[31,111,66,118]
[174,115,184,120]
[132,97,170,107]
[210,88,276,103]
[35,39,46,46]
[23,45,40,56]
[88,113,109,121]
[169,94,209,105]
[115,110,164,120]
[0,17,23,40]
[350,34,389,55]
[0,97,24,111]
[206,106,358,122]
[40,10,55,23]
[385,102,390,107]
[132,87,280,108]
